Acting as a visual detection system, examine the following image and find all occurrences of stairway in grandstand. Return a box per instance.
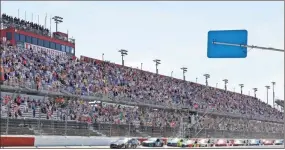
[180,102,218,138]
[21,105,53,120]
[193,116,226,138]
[1,104,58,120]
[89,126,106,136]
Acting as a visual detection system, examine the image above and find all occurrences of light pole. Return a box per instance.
[52,16,63,32]
[265,85,270,104]
[203,74,210,86]
[141,63,143,70]
[153,59,161,74]
[102,53,104,61]
[223,79,228,91]
[253,88,258,98]
[118,49,128,66]
[196,77,198,83]
[239,84,244,94]
[171,71,173,77]
[216,83,218,88]
[181,67,187,81]
[272,82,275,108]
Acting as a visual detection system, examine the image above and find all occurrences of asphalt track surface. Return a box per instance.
[3,145,284,149]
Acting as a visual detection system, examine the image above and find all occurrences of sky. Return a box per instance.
[1,1,284,106]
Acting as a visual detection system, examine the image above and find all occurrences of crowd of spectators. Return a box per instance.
[1,11,283,138]
[1,92,283,134]
[1,43,283,123]
[1,13,50,37]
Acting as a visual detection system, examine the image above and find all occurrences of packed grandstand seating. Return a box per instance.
[1,43,283,120]
[0,12,284,138]
[0,40,284,138]
[0,90,283,138]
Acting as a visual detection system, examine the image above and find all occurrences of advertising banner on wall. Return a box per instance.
[24,43,66,57]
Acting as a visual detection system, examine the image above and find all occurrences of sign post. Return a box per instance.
[207,29,284,58]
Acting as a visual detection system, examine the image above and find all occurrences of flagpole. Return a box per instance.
[18,9,19,18]
[44,13,47,29]
[50,15,52,37]
[25,11,26,20]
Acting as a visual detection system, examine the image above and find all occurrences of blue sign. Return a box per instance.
[207,30,248,58]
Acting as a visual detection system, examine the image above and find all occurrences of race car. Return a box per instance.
[197,138,214,147]
[262,139,275,145]
[167,138,183,147]
[230,139,247,146]
[181,139,197,147]
[214,139,229,147]
[273,139,284,145]
[141,138,164,147]
[246,139,261,146]
[110,138,140,149]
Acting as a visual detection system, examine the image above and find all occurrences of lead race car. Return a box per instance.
[110,138,140,149]
[141,138,164,147]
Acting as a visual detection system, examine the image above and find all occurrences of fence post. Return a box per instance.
[37,106,41,135]
[128,123,131,137]
[5,117,9,135]
[109,124,112,137]
[51,118,55,135]
[64,114,67,136]
[88,123,91,136]
[98,123,100,133]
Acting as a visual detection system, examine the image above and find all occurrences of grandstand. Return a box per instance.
[0,13,284,139]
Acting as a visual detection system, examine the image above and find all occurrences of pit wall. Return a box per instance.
[0,135,167,147]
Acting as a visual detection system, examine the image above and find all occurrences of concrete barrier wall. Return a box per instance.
[0,135,156,147]
[34,136,120,146]
[0,135,281,147]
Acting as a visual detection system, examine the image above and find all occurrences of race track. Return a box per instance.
[2,145,284,149]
